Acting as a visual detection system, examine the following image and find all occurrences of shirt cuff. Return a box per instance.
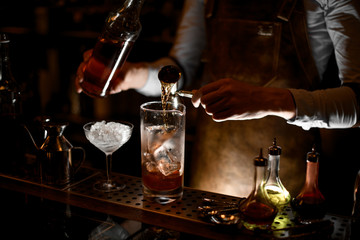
[287,87,358,130]
[135,58,184,97]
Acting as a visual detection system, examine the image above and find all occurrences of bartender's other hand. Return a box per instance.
[75,49,149,94]
[191,78,296,121]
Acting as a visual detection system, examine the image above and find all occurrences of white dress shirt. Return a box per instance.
[137,0,360,130]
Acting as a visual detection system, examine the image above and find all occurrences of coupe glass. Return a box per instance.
[83,120,133,192]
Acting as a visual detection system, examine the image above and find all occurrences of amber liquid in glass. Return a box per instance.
[291,193,326,221]
[142,167,183,191]
[141,66,183,200]
[240,201,278,225]
[81,38,134,98]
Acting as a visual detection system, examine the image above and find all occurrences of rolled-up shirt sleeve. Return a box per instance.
[136,58,176,97]
[288,0,360,130]
[288,87,359,130]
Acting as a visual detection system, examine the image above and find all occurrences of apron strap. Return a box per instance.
[277,0,297,21]
[281,0,321,89]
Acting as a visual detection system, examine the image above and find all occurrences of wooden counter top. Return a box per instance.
[0,167,351,240]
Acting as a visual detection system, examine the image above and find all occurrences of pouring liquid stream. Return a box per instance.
[158,65,182,129]
[158,65,182,108]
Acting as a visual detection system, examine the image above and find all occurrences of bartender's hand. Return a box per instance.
[75,49,149,94]
[191,78,296,121]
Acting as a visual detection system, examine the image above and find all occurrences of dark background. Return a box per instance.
[1,0,358,220]
[0,0,187,178]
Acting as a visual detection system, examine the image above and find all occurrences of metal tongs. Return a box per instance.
[175,90,194,99]
[198,198,243,225]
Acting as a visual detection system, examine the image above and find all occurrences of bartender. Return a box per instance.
[76,0,360,215]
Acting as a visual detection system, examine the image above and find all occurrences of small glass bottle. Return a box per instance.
[0,33,22,118]
[0,33,25,173]
[239,149,278,231]
[291,145,326,224]
[352,170,360,240]
[264,138,291,209]
[81,0,145,98]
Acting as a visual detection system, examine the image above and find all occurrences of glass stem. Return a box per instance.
[105,153,112,184]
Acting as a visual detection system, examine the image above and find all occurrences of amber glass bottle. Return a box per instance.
[0,33,22,118]
[81,0,144,98]
[239,149,278,230]
[0,33,25,173]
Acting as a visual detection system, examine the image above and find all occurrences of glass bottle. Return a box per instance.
[351,170,360,239]
[0,33,24,173]
[239,149,278,231]
[291,145,326,224]
[81,0,145,98]
[0,33,22,118]
[264,138,291,209]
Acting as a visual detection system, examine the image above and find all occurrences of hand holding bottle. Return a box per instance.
[75,49,149,95]
[76,0,145,98]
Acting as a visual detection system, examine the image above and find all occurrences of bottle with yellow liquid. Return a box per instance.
[264,138,291,209]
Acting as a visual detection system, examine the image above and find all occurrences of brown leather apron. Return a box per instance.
[189,0,320,197]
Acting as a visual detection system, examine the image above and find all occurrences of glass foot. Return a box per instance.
[93,180,125,192]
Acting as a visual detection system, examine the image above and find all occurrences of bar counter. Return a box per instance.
[0,166,352,239]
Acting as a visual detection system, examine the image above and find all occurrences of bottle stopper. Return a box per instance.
[307,144,320,163]
[268,137,282,155]
[254,148,268,166]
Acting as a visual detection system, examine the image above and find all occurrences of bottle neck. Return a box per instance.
[121,0,145,18]
[296,159,325,203]
[268,154,280,177]
[0,40,15,85]
[304,160,320,189]
[104,0,144,40]
[0,34,22,119]
[0,41,10,62]
[254,165,267,190]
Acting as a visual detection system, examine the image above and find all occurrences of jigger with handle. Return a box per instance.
[38,121,85,186]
